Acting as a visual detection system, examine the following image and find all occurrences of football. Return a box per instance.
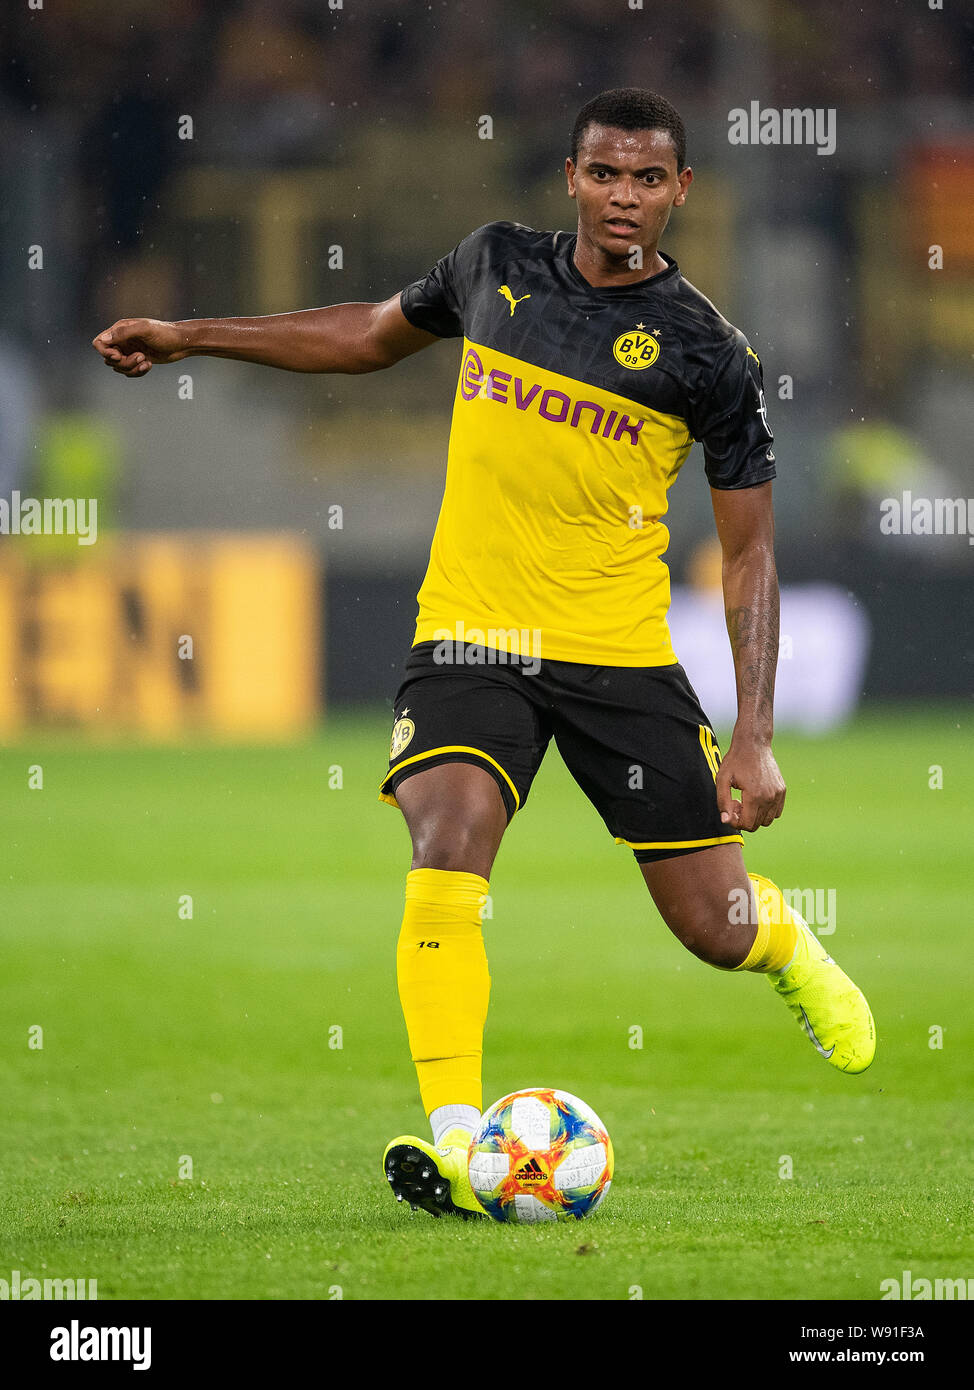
[468,1088,614,1223]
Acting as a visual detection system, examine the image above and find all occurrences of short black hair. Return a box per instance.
[571,88,687,172]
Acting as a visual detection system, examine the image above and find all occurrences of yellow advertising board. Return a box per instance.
[0,534,320,739]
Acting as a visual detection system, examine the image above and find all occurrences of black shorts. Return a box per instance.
[379,642,743,864]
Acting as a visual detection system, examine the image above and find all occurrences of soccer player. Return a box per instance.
[94,88,875,1222]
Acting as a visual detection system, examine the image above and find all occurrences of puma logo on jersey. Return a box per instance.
[498,285,531,317]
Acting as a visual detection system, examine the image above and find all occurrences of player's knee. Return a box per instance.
[408,803,502,876]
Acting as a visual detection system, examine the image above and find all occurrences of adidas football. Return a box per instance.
[468,1087,613,1223]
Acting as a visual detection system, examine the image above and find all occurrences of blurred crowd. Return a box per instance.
[2,0,969,319]
[3,1,970,185]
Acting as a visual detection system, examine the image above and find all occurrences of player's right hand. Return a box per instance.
[91,318,190,377]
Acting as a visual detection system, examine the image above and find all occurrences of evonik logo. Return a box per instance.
[460,349,645,445]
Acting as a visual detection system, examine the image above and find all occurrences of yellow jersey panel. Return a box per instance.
[414,338,693,665]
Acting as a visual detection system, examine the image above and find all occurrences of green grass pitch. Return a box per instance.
[1,708,971,1301]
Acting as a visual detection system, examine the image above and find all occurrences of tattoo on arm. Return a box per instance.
[740,662,775,719]
[725,603,778,725]
[725,606,753,652]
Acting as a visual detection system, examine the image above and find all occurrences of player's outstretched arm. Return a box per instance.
[91,294,438,378]
[710,480,787,832]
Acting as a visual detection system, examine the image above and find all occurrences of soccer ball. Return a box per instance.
[468,1088,613,1223]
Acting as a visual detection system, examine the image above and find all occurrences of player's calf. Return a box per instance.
[643,850,875,1073]
[640,843,763,968]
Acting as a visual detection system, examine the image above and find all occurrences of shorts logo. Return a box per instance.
[390,710,416,759]
[612,327,660,370]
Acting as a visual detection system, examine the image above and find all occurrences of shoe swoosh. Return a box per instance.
[799,1005,836,1059]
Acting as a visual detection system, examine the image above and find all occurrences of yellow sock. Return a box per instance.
[732,873,800,973]
[396,868,491,1115]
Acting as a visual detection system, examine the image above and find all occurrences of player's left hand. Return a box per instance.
[716,735,786,832]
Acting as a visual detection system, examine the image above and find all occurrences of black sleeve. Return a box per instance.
[688,334,777,490]
[399,224,492,339]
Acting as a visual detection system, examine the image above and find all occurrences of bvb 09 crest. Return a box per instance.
[612,328,660,370]
[390,710,415,759]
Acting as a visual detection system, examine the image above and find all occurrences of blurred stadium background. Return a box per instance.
[0,0,971,736]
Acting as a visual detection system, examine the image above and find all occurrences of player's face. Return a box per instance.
[566,125,692,260]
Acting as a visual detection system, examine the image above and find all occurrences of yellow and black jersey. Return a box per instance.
[400,220,776,667]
